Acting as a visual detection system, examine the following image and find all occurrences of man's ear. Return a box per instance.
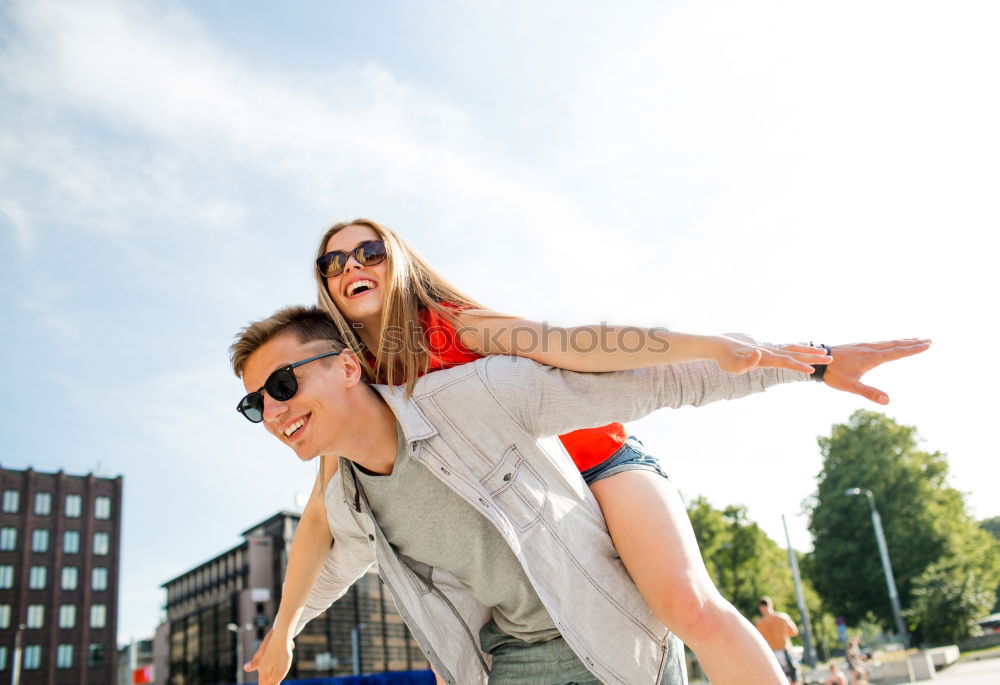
[338,350,365,388]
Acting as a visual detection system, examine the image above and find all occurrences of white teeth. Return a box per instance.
[284,418,305,437]
[346,279,376,297]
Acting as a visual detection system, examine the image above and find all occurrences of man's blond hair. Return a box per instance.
[230,305,348,377]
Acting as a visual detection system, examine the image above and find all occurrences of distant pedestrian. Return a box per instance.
[846,636,870,685]
[823,663,848,685]
[755,596,802,684]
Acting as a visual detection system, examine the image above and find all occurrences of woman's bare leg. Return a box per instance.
[589,470,786,685]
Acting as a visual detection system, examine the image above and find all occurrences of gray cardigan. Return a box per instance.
[294,356,809,684]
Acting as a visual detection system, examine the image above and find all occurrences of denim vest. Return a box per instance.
[296,356,806,684]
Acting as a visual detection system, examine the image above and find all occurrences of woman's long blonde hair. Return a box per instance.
[314,218,486,394]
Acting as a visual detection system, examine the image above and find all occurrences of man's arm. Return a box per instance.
[780,612,800,638]
[244,460,374,685]
[486,353,806,438]
[243,469,334,685]
[484,337,930,438]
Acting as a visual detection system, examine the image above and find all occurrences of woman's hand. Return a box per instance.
[822,338,932,404]
[244,628,293,685]
[713,335,831,375]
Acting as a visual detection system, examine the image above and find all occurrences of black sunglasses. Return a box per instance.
[237,351,341,423]
[316,239,387,278]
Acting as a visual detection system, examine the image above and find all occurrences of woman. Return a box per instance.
[847,637,870,685]
[248,219,831,685]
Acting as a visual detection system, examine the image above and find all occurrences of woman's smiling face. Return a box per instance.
[322,223,389,326]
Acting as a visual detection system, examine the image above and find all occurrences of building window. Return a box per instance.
[56,644,73,669]
[59,604,76,628]
[90,604,106,628]
[34,492,52,515]
[26,605,44,629]
[94,496,111,520]
[63,530,80,554]
[28,566,47,590]
[92,567,108,591]
[65,494,82,518]
[31,529,49,553]
[0,604,10,629]
[0,565,12,589]
[0,645,6,670]
[93,532,109,556]
[1,491,18,513]
[23,645,41,670]
[88,643,104,667]
[61,566,78,590]
[0,528,16,551]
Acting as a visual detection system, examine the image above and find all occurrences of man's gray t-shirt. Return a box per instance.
[354,427,560,644]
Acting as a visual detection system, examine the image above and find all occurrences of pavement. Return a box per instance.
[690,651,1000,684]
[932,654,1000,683]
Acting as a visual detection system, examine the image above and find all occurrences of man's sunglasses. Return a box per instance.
[316,240,387,278]
[237,351,341,423]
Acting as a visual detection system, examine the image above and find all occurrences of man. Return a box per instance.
[824,663,849,685]
[231,306,929,685]
[755,596,801,684]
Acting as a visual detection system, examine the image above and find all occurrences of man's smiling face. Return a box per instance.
[241,331,349,461]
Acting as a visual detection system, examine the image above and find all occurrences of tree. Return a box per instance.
[979,517,1000,612]
[687,496,813,623]
[806,410,1000,644]
[981,516,1000,542]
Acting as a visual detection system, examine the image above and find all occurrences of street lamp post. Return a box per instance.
[351,623,366,676]
[782,515,816,668]
[227,622,253,684]
[844,487,910,648]
[10,623,26,685]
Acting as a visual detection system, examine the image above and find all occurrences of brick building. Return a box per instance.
[0,466,123,685]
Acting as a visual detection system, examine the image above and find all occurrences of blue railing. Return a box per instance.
[277,671,435,685]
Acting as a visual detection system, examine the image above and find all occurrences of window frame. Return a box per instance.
[56,643,74,669]
[61,566,78,590]
[64,494,82,518]
[58,604,76,629]
[1,490,19,514]
[0,527,17,551]
[94,496,111,520]
[34,492,52,516]
[93,531,110,556]
[28,565,47,590]
[31,528,49,553]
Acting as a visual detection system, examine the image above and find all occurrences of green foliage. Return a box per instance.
[981,517,1000,542]
[983,517,1000,612]
[688,497,806,626]
[809,612,841,657]
[806,410,1000,644]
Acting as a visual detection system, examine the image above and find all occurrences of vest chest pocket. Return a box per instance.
[481,445,548,532]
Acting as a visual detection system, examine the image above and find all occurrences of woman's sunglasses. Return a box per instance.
[237,351,341,423]
[316,239,387,278]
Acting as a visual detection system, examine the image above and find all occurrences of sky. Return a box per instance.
[1,0,997,645]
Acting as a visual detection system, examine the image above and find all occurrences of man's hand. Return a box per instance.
[714,335,832,375]
[244,628,293,685]
[824,338,931,404]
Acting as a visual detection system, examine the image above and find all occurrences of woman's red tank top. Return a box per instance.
[418,306,627,472]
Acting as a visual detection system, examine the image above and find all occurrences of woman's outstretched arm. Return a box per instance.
[452,311,829,375]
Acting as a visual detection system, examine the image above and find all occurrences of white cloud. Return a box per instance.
[0,198,32,252]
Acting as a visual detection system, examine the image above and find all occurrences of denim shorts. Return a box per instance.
[579,436,669,486]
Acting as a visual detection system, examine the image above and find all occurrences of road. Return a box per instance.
[692,655,1000,684]
[934,655,1000,683]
